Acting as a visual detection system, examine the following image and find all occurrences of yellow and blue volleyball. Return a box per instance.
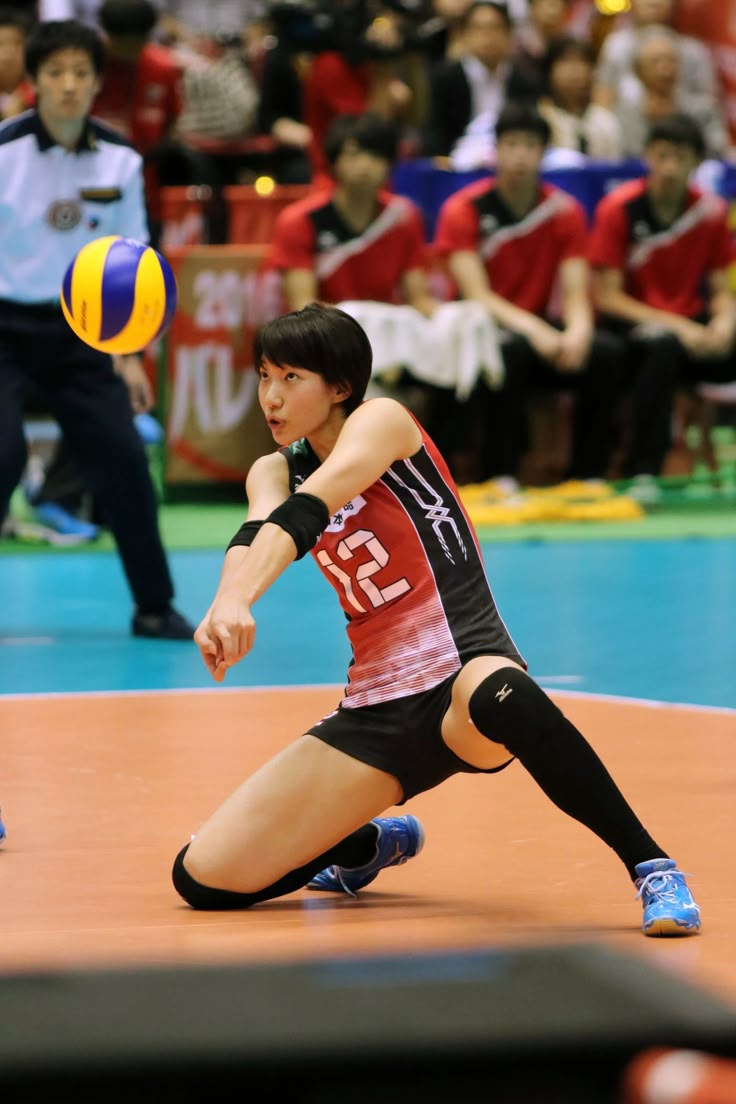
[60,235,177,355]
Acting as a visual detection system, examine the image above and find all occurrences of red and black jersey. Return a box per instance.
[268,188,428,305]
[280,406,525,708]
[588,178,735,318]
[433,178,588,315]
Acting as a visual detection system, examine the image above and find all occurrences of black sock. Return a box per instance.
[469,669,669,881]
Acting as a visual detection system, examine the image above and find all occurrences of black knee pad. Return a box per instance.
[172,845,258,911]
[468,667,562,757]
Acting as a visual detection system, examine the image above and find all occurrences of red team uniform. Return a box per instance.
[432,176,623,481]
[268,188,428,305]
[588,178,735,319]
[589,176,736,476]
[434,178,588,313]
[280,406,525,801]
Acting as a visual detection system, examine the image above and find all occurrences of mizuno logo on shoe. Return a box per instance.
[495,684,513,703]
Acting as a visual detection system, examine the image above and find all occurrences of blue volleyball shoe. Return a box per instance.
[635,858,701,936]
[307,815,425,896]
[0,808,6,845]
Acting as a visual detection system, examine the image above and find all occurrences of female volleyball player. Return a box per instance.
[173,304,700,937]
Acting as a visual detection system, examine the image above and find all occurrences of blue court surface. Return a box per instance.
[1,536,734,710]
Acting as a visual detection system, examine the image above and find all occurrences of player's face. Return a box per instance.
[258,359,349,443]
[495,131,545,183]
[31,48,101,125]
[334,141,390,195]
[645,140,700,195]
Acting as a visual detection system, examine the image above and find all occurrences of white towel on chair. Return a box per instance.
[336,300,504,400]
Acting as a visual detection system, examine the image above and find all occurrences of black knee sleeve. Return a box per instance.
[172,845,261,911]
[468,667,561,755]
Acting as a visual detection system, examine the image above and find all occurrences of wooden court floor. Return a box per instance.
[2,686,735,1010]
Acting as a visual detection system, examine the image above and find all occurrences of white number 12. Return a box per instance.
[317,529,411,613]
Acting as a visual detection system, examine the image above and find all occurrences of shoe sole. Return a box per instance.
[643,917,701,937]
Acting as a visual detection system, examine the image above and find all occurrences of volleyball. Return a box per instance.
[60,235,177,355]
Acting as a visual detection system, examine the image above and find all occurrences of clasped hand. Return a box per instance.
[194,591,256,682]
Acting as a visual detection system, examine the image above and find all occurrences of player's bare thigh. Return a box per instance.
[184,734,403,894]
[441,655,526,769]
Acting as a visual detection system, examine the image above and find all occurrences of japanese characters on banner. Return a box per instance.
[162,247,283,485]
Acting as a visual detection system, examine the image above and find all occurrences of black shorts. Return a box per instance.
[306,673,514,804]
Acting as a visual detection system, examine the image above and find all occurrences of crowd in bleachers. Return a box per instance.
[2,0,736,504]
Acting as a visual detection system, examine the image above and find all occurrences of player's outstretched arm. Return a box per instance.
[296,397,422,514]
[194,452,291,681]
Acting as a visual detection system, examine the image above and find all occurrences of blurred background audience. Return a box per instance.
[2,0,735,502]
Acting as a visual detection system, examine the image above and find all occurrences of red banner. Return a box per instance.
[162,246,283,485]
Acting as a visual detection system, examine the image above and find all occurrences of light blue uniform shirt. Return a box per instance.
[0,110,149,304]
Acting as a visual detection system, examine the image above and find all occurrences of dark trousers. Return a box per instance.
[0,301,174,611]
[476,328,626,481]
[600,321,736,476]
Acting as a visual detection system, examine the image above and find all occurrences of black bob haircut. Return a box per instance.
[646,113,706,160]
[253,304,373,416]
[495,101,551,146]
[25,18,106,76]
[323,112,400,168]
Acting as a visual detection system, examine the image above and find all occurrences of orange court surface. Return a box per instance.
[2,685,734,1007]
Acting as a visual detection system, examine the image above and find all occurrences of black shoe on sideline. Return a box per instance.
[131,606,195,640]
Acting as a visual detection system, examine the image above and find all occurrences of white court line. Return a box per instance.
[0,681,734,715]
[0,637,55,646]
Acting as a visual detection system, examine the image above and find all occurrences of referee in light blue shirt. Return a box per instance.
[0,19,194,639]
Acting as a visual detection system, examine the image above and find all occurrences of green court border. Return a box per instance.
[2,497,735,554]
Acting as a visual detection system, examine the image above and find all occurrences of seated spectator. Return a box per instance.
[592,0,720,110]
[423,0,542,168]
[674,0,736,156]
[302,2,414,186]
[412,0,476,63]
[589,113,736,484]
[267,111,504,446]
[513,0,571,87]
[156,0,266,50]
[614,24,728,161]
[538,34,623,160]
[0,5,34,120]
[93,0,185,243]
[433,101,625,486]
[255,0,317,185]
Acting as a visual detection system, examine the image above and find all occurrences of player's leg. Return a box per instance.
[442,656,700,936]
[173,732,412,909]
[623,332,686,477]
[566,329,627,480]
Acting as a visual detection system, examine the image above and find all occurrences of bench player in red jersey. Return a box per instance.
[268,110,504,471]
[589,112,736,481]
[433,102,625,485]
[268,111,435,314]
[171,302,700,938]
